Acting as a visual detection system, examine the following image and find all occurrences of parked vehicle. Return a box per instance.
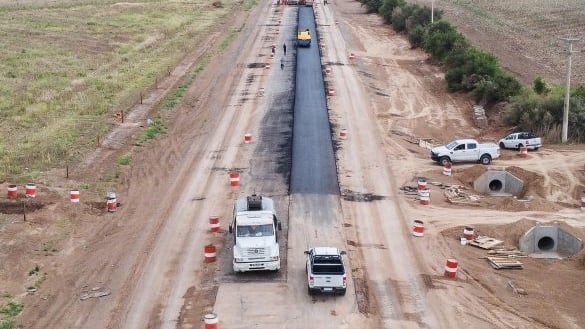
[229,195,282,272]
[498,132,542,150]
[430,139,500,165]
[297,29,311,47]
[304,247,347,295]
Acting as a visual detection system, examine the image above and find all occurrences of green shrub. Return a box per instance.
[117,154,131,166]
[0,319,15,329]
[379,0,405,23]
[0,301,23,317]
[407,25,426,48]
[533,76,550,95]
[423,21,465,62]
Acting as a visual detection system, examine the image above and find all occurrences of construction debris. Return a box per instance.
[467,235,504,249]
[487,257,524,270]
[80,286,111,301]
[444,186,481,205]
[391,130,435,149]
[507,280,528,295]
[487,248,527,257]
[400,185,419,195]
[473,104,488,129]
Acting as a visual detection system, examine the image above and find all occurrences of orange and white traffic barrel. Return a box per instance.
[107,192,117,213]
[339,129,348,140]
[444,259,458,278]
[518,146,528,158]
[203,313,219,329]
[463,227,474,241]
[349,53,355,59]
[442,162,452,176]
[7,184,18,199]
[25,183,37,198]
[209,216,220,233]
[417,179,427,191]
[328,88,335,96]
[244,134,252,143]
[204,245,217,263]
[229,172,240,187]
[107,199,117,212]
[418,189,430,205]
[70,189,80,203]
[412,220,424,237]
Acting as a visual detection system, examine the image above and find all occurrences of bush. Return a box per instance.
[391,7,407,32]
[362,0,383,12]
[533,76,549,95]
[379,0,405,22]
[408,25,426,49]
[423,21,465,62]
[0,301,23,317]
[0,319,15,329]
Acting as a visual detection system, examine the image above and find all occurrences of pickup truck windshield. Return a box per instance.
[237,224,274,237]
[446,141,458,150]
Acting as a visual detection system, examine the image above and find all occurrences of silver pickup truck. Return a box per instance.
[304,247,347,296]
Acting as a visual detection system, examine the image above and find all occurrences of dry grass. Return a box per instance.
[0,0,240,182]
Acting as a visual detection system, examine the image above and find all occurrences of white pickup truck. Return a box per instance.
[430,139,500,165]
[498,132,542,150]
[305,247,347,296]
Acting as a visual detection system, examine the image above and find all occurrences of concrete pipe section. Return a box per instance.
[473,167,523,196]
[519,223,583,258]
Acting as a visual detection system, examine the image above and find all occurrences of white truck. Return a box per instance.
[304,247,347,296]
[498,132,542,150]
[430,138,500,165]
[228,195,282,272]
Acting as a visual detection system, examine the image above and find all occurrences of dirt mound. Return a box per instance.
[453,164,487,187]
[505,166,546,198]
[442,218,585,252]
[450,165,565,212]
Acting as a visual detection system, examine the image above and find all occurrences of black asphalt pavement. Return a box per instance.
[290,6,339,195]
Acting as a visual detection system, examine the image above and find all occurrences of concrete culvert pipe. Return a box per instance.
[488,179,503,192]
[537,236,555,251]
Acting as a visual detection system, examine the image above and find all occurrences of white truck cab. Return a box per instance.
[229,195,282,272]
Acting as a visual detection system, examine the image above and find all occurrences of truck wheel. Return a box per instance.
[338,288,346,296]
[439,157,451,166]
[499,142,505,149]
[517,143,524,150]
[534,147,539,151]
[307,285,315,296]
[480,154,492,165]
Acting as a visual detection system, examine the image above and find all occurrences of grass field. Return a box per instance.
[0,0,240,182]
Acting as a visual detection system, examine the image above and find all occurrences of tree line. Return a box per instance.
[358,0,585,142]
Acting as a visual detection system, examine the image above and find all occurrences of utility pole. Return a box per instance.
[431,0,434,24]
[559,37,580,143]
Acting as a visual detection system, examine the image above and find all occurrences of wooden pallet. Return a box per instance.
[487,256,523,270]
[488,249,527,257]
